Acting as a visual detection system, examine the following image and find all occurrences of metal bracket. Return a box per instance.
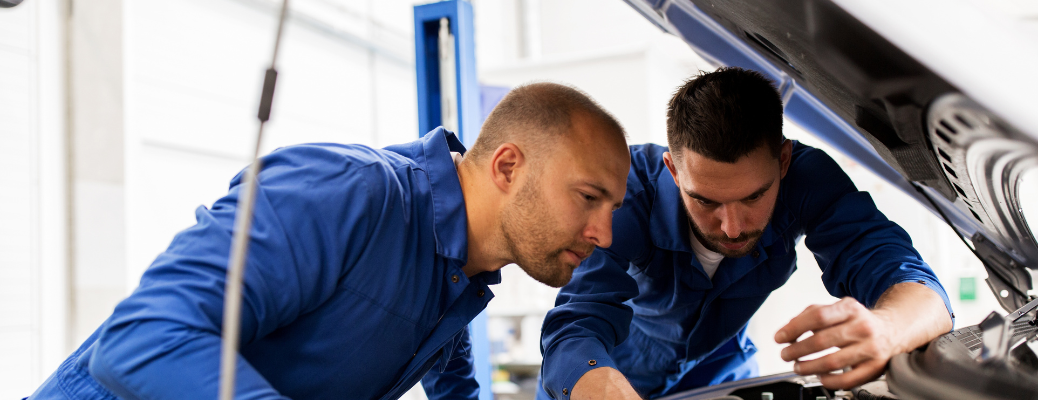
[973,233,1034,312]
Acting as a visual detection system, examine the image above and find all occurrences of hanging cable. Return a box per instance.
[218,1,290,399]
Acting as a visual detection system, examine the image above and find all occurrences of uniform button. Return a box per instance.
[588,359,597,366]
[752,250,760,258]
[562,388,569,396]
[451,275,459,283]
[477,289,485,297]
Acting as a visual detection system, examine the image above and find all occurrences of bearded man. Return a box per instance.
[29,83,630,400]
[538,67,954,400]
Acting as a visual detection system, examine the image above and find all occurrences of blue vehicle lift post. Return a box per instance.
[413,1,493,399]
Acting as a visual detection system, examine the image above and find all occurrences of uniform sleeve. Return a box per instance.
[539,248,640,400]
[421,327,480,400]
[88,145,387,399]
[793,146,954,321]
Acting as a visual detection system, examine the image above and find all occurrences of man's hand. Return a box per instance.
[774,282,952,389]
[774,297,896,388]
[571,367,642,400]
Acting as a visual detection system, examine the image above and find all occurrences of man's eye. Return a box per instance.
[746,193,764,202]
[582,193,596,202]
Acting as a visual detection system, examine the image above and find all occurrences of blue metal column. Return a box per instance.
[415,0,482,148]
[413,2,492,400]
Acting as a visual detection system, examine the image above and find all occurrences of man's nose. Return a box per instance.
[718,204,744,239]
[585,208,613,249]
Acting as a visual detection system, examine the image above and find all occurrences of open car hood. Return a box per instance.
[623,0,1038,313]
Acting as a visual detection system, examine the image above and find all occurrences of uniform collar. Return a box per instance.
[415,127,470,263]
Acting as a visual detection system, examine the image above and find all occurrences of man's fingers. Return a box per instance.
[775,298,862,343]
[792,345,873,376]
[816,359,887,389]
[780,313,881,361]
[780,298,901,389]
[780,325,856,362]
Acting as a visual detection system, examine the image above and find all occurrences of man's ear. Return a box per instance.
[778,139,793,179]
[490,143,525,193]
[663,151,681,187]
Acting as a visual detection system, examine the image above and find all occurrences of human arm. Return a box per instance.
[775,282,952,388]
[421,327,481,400]
[776,144,954,389]
[540,248,641,400]
[88,145,382,399]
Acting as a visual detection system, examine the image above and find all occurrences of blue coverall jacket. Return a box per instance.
[539,142,954,399]
[29,128,494,399]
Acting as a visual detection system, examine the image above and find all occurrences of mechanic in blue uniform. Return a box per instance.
[538,68,955,400]
[27,83,631,400]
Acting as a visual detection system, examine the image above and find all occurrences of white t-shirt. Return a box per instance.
[689,226,725,280]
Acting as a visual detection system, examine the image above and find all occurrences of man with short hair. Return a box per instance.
[538,67,954,400]
[29,83,631,400]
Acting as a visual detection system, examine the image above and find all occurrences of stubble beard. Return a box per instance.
[685,203,774,258]
[500,178,578,288]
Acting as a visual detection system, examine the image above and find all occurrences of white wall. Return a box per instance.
[67,0,128,349]
[0,0,67,397]
[122,0,421,293]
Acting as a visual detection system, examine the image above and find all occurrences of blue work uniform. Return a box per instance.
[538,142,954,399]
[29,128,494,400]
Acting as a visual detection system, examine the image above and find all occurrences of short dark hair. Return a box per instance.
[468,82,625,162]
[666,67,783,163]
